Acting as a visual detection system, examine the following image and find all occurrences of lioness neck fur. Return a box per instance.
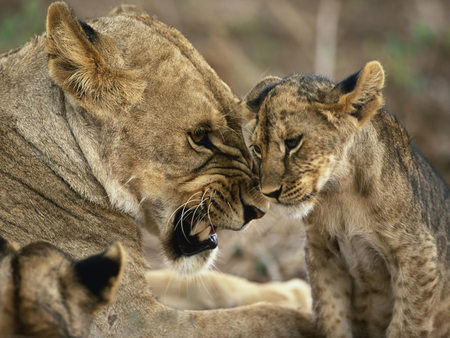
[0,2,315,337]
[246,61,449,337]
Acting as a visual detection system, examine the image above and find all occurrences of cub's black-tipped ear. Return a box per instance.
[45,2,146,115]
[75,243,124,305]
[327,61,385,126]
[245,76,282,114]
[334,70,361,96]
[0,236,19,257]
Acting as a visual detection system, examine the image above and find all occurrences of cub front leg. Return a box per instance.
[385,230,441,338]
[306,228,353,338]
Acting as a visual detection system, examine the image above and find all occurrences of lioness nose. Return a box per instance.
[243,205,265,225]
[262,186,282,200]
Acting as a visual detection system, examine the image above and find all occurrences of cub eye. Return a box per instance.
[189,129,210,147]
[251,144,262,159]
[285,135,303,152]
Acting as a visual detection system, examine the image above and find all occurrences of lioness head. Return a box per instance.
[0,238,124,337]
[245,61,384,217]
[45,3,267,273]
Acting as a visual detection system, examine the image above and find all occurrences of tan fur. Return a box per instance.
[0,2,315,336]
[0,237,124,337]
[146,269,312,311]
[246,61,450,338]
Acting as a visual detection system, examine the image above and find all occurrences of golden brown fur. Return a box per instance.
[0,237,124,337]
[246,61,450,337]
[146,269,312,311]
[0,2,315,336]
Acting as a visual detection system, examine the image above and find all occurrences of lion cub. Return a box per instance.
[245,61,449,337]
[0,237,124,337]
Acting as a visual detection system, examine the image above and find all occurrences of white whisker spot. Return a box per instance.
[123,175,136,186]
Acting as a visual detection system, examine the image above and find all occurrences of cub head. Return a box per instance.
[0,238,124,337]
[245,61,385,217]
[45,2,267,274]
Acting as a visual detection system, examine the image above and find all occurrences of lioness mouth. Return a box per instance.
[172,209,218,257]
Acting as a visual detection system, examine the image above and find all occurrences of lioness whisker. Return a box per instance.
[174,202,201,231]
[226,200,234,216]
[170,199,201,228]
[206,191,216,227]
[168,191,203,220]
[138,196,148,207]
[123,175,136,186]
[178,191,206,242]
[167,194,203,232]
[191,189,209,227]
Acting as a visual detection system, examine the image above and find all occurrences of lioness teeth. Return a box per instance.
[190,221,209,236]
[198,226,211,241]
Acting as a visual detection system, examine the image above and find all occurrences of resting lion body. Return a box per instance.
[246,61,450,337]
[0,2,314,337]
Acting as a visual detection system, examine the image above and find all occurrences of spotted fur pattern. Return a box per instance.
[246,61,449,338]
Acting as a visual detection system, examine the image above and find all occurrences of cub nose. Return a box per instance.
[243,204,265,225]
[262,186,282,200]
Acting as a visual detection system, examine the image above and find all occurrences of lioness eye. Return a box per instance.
[251,144,262,159]
[189,129,210,147]
[285,135,303,152]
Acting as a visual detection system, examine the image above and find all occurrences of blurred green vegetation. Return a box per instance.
[230,15,279,64]
[0,0,46,53]
[363,21,449,91]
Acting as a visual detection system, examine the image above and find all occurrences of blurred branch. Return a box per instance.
[266,0,315,67]
[209,27,264,96]
[315,0,341,77]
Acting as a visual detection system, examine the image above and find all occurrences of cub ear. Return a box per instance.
[245,76,282,115]
[45,2,146,115]
[74,242,125,308]
[329,61,385,125]
[0,236,19,257]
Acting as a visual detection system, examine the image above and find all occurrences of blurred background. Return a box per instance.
[1,0,449,284]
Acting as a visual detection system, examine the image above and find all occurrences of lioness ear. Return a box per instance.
[329,61,385,125]
[245,76,282,115]
[74,242,124,308]
[45,2,146,114]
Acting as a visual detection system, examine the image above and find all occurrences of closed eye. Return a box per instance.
[285,134,303,153]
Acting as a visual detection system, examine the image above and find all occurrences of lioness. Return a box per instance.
[246,61,449,337]
[0,2,314,336]
[0,237,123,337]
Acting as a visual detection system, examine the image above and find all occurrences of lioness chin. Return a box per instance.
[246,61,449,337]
[0,2,316,337]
